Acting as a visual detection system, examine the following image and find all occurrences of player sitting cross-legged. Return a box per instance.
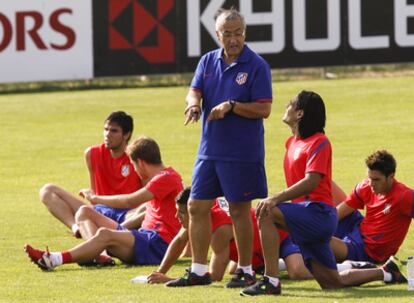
[25,136,183,270]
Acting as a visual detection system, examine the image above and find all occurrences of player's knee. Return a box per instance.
[39,183,57,203]
[317,276,343,289]
[75,205,94,222]
[95,227,114,241]
[188,200,209,217]
[337,270,353,286]
[287,267,309,280]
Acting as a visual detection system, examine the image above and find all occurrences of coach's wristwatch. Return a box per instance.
[228,100,236,113]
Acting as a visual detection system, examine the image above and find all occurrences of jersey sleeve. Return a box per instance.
[250,62,272,102]
[399,188,414,218]
[190,55,206,92]
[305,138,330,176]
[145,172,174,201]
[345,182,367,210]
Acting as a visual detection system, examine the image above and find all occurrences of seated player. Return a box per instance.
[39,111,143,239]
[242,92,409,296]
[330,150,413,283]
[25,136,183,270]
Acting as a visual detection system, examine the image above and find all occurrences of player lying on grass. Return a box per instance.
[144,187,312,285]
[25,136,183,270]
[39,111,145,242]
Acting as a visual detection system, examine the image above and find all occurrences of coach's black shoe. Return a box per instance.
[226,268,256,288]
[383,256,407,284]
[343,260,377,269]
[165,269,212,287]
[240,277,281,296]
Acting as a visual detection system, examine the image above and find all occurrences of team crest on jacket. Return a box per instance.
[121,165,130,177]
[235,72,248,85]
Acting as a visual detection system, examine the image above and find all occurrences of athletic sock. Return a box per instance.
[191,263,208,276]
[382,268,392,282]
[337,262,352,272]
[238,265,253,276]
[61,251,72,264]
[49,252,63,266]
[265,275,280,287]
[278,258,287,271]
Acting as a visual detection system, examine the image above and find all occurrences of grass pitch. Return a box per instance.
[1,76,414,302]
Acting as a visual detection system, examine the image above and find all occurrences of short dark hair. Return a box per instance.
[105,111,134,142]
[176,186,191,205]
[296,90,326,139]
[127,136,162,165]
[365,150,396,177]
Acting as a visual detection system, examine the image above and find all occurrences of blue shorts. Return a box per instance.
[277,202,338,270]
[334,210,364,239]
[117,226,168,265]
[191,159,267,202]
[131,228,168,265]
[279,236,301,259]
[334,213,375,263]
[94,204,130,224]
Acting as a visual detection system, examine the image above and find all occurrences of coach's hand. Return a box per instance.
[207,101,232,122]
[184,104,201,125]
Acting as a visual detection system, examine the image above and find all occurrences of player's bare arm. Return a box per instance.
[84,147,96,192]
[336,202,357,221]
[148,227,189,284]
[208,101,271,122]
[80,187,154,209]
[256,172,322,219]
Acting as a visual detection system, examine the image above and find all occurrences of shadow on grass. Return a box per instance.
[284,284,412,299]
[50,258,191,273]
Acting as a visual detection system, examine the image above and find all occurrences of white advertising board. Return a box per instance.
[0,0,92,83]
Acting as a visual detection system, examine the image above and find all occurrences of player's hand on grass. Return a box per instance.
[147,271,173,284]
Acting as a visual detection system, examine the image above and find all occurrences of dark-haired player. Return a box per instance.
[26,136,183,270]
[39,111,142,239]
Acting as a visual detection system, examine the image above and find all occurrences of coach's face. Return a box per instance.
[216,17,245,60]
[367,169,394,194]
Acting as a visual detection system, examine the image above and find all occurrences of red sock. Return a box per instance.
[62,251,72,264]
